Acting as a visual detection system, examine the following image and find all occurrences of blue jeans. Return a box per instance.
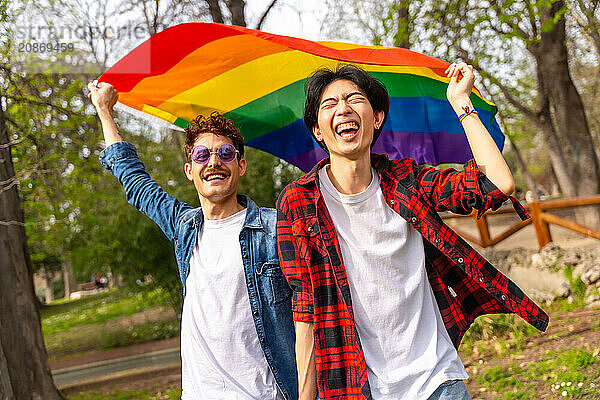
[427,380,471,400]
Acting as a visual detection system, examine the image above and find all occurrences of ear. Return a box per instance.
[374,110,385,129]
[184,162,194,181]
[238,157,247,176]
[312,125,324,142]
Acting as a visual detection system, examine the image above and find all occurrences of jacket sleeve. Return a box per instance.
[99,141,190,242]
[276,188,314,323]
[410,158,529,220]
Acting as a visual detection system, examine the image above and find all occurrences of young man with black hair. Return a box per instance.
[88,81,298,400]
[276,64,548,400]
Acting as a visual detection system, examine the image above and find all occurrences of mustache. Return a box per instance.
[202,167,230,178]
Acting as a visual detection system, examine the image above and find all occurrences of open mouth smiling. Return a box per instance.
[203,172,229,182]
[334,121,360,140]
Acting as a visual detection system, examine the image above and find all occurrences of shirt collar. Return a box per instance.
[193,194,263,229]
[296,153,392,188]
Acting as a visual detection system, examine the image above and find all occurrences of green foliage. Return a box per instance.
[239,147,303,207]
[460,314,540,357]
[42,288,179,358]
[545,296,584,312]
[525,347,597,397]
[481,365,519,392]
[563,265,587,300]
[474,346,599,398]
[40,288,171,335]
[98,319,180,349]
[3,39,300,311]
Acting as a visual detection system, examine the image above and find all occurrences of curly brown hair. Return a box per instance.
[184,112,245,162]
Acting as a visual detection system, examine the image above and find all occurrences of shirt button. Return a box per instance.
[390,200,395,206]
[242,252,248,258]
[435,238,442,243]
[248,281,253,288]
[501,295,506,300]
[479,277,484,283]
[411,217,418,223]
[253,310,259,316]
[457,257,464,263]
[307,226,313,232]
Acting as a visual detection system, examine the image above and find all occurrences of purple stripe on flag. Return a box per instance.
[285,147,328,172]
[373,130,474,166]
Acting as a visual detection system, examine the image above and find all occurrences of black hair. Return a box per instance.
[303,64,389,153]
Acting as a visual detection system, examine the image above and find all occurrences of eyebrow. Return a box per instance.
[320,91,365,106]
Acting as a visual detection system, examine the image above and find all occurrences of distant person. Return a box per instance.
[88,82,297,400]
[93,273,105,289]
[276,64,549,400]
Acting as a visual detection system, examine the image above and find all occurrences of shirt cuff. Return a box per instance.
[293,310,315,323]
[99,141,138,171]
[463,159,530,221]
[292,298,314,323]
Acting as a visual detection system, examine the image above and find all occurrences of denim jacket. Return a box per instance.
[100,141,298,400]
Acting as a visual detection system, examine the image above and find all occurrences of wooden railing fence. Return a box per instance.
[441,194,600,249]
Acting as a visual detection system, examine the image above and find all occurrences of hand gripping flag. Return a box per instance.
[98,22,504,172]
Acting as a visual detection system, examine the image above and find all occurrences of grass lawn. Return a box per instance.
[50,287,599,399]
[69,388,181,400]
[460,301,600,400]
[473,346,600,399]
[42,288,180,360]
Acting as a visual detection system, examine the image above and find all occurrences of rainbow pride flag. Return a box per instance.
[98,23,503,172]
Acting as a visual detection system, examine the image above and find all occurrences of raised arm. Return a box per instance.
[445,62,515,196]
[87,81,123,146]
[88,81,190,242]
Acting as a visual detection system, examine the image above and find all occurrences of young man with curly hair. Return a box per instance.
[88,82,297,400]
[276,64,548,400]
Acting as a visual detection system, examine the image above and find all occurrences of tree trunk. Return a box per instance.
[509,141,538,200]
[533,0,600,226]
[0,97,63,399]
[62,257,72,300]
[535,103,577,197]
[44,269,54,304]
[227,0,246,27]
[205,0,224,23]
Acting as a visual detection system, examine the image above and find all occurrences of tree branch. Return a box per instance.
[2,95,74,116]
[491,0,532,41]
[255,0,278,30]
[458,48,536,119]
[0,138,24,149]
[524,0,538,38]
[576,0,600,57]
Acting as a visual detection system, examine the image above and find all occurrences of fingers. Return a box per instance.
[87,81,96,100]
[88,80,114,91]
[444,62,473,79]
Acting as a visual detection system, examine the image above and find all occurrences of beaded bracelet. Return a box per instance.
[458,105,478,124]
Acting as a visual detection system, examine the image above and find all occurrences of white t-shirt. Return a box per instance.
[181,209,283,400]
[318,166,468,400]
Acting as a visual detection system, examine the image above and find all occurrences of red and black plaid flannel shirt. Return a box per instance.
[276,154,549,400]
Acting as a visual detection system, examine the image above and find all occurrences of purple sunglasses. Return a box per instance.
[190,143,239,165]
